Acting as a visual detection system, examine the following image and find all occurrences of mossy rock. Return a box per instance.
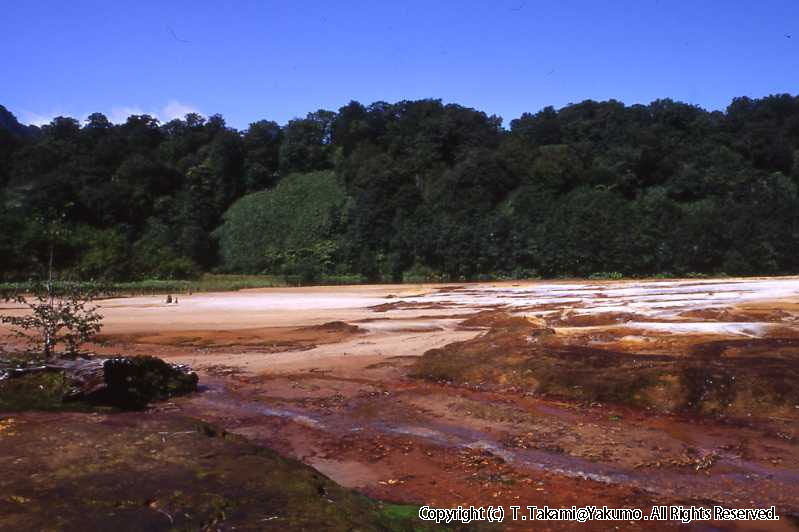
[0,355,198,412]
[98,356,198,409]
[0,371,76,411]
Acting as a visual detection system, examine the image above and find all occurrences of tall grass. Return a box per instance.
[0,274,284,297]
[0,273,374,297]
[115,274,288,294]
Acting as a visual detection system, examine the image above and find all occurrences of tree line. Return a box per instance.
[1,94,798,282]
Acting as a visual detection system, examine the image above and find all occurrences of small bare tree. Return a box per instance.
[1,213,103,359]
[1,281,103,358]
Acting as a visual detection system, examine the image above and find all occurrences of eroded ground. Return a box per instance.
[0,411,446,531]
[4,278,799,530]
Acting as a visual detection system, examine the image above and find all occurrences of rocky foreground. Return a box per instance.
[0,353,457,531]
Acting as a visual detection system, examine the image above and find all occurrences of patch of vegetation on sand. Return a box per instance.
[1,273,375,297]
[0,371,82,411]
[412,312,799,421]
[0,274,287,297]
[0,412,467,531]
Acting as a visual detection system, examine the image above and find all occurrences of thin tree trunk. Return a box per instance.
[44,238,55,358]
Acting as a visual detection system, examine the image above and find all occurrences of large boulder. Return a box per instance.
[99,356,198,409]
[0,355,198,411]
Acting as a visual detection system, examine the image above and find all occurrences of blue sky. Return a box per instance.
[4,0,798,129]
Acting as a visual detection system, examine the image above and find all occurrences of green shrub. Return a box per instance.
[214,171,347,274]
[402,262,446,283]
[588,271,624,280]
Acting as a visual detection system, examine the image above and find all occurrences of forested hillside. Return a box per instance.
[1,95,798,282]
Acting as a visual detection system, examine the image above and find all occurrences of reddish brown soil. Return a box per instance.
[96,321,364,352]
[175,378,662,531]
[369,301,454,312]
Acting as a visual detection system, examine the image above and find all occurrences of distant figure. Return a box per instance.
[166,294,172,304]
[174,297,179,305]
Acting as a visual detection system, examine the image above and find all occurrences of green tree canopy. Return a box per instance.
[213,170,347,274]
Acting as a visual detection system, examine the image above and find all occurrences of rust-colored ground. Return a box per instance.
[3,278,799,530]
[97,321,364,352]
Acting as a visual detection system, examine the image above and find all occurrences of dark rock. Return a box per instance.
[0,354,198,411]
[98,356,198,409]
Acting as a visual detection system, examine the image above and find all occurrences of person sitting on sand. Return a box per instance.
[166,294,172,304]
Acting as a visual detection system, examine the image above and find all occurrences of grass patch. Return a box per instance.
[0,273,376,297]
[0,274,285,298]
[377,503,420,521]
[108,274,287,295]
[0,371,94,412]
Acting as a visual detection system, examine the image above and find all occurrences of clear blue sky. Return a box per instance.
[4,0,798,129]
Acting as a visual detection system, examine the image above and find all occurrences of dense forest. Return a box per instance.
[1,95,799,283]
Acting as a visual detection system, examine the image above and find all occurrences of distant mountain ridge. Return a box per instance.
[0,105,38,137]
